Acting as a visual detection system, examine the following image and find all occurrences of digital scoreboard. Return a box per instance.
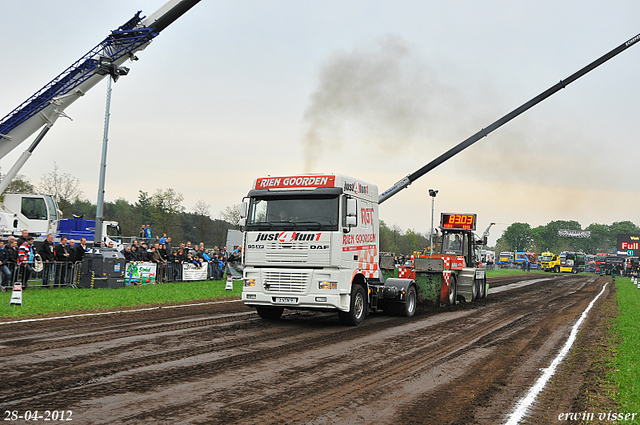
[440,213,477,230]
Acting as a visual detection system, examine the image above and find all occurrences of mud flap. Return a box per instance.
[440,270,451,304]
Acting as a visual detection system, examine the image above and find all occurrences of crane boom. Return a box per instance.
[0,0,201,163]
[379,32,640,204]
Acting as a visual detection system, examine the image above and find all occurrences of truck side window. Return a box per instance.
[21,197,47,220]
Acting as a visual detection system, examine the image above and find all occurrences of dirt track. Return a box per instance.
[0,273,615,424]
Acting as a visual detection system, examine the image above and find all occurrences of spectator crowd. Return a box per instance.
[120,234,242,284]
[0,225,242,291]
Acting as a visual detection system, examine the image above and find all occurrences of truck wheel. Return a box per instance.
[472,279,478,300]
[572,267,578,274]
[256,306,284,320]
[553,266,559,273]
[480,277,487,299]
[448,275,457,306]
[400,285,417,317]
[338,285,367,326]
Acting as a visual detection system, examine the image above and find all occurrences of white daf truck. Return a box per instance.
[241,174,427,325]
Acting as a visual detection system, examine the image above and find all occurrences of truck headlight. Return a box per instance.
[318,281,337,290]
[244,278,256,287]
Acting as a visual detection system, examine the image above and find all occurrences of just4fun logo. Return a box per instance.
[254,232,322,242]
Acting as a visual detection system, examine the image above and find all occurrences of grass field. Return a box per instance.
[611,278,640,414]
[0,279,242,319]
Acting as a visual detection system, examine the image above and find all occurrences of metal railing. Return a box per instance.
[3,261,83,289]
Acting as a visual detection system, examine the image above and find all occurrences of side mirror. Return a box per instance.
[346,216,356,226]
[240,200,249,219]
[346,198,357,217]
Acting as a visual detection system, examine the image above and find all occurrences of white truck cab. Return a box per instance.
[241,174,380,324]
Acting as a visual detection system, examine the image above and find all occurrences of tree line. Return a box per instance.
[3,172,238,247]
[495,220,640,254]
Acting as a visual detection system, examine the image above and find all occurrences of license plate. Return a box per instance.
[274,297,298,304]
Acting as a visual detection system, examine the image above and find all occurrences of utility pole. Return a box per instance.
[429,189,438,256]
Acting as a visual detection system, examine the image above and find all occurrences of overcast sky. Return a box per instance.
[1,0,639,245]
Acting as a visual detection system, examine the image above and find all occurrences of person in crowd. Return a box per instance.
[122,245,132,261]
[68,239,77,263]
[140,242,150,261]
[0,240,12,291]
[172,249,183,281]
[220,246,228,263]
[76,237,89,263]
[130,244,141,262]
[165,237,172,257]
[139,225,146,239]
[159,244,168,261]
[54,237,71,287]
[41,233,55,288]
[4,240,18,287]
[17,236,36,287]
[16,229,29,247]
[203,248,213,279]
[193,245,204,260]
[145,224,153,239]
[159,233,167,244]
[151,246,165,283]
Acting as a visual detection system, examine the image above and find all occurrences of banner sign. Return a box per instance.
[617,234,640,257]
[125,262,157,285]
[182,263,208,281]
[557,229,591,238]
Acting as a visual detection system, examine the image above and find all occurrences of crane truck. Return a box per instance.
[241,31,640,325]
[0,0,201,243]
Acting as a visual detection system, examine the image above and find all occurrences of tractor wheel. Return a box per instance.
[448,275,457,306]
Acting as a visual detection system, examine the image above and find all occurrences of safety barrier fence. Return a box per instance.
[2,259,240,289]
[2,261,82,289]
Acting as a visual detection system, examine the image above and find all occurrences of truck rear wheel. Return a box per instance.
[338,284,367,326]
[479,277,487,299]
[553,266,559,273]
[256,306,284,320]
[448,275,457,306]
[387,285,417,317]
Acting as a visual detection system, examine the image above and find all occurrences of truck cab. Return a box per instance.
[0,193,59,238]
[241,174,385,325]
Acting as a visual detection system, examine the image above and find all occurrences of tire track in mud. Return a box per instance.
[204,276,598,424]
[0,274,597,424]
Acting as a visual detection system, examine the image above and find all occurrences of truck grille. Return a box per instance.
[263,271,309,293]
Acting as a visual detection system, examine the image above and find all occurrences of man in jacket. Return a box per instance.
[41,234,55,288]
[17,236,36,287]
[76,237,88,263]
[54,237,71,287]
[0,240,12,291]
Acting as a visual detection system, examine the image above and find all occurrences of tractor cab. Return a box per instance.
[438,213,482,269]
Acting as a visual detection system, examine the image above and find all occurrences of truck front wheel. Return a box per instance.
[338,284,367,326]
[256,306,284,320]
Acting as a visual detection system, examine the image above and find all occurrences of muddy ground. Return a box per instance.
[0,273,619,424]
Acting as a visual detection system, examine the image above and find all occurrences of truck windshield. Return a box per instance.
[245,195,339,231]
